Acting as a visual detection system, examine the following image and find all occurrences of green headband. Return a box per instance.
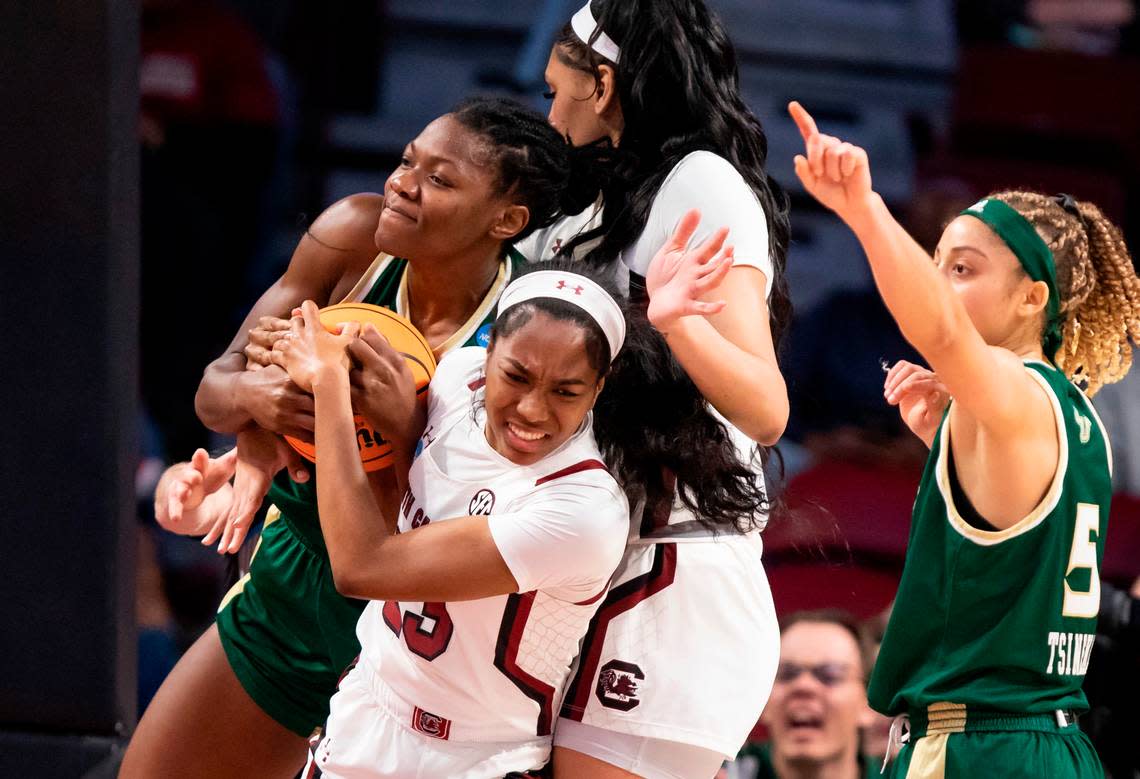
[959,198,1062,359]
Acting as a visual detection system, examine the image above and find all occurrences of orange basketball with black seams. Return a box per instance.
[285,302,435,471]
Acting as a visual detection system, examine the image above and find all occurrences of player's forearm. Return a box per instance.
[385,406,425,499]
[664,316,788,445]
[195,353,255,433]
[849,194,974,360]
[311,367,396,593]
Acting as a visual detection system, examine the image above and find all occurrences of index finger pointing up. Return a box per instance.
[788,101,818,143]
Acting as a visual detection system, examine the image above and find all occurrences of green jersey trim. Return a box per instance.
[396,258,511,355]
[344,253,398,304]
[935,364,1068,546]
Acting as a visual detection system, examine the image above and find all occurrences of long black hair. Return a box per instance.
[553,0,792,349]
[449,96,600,246]
[491,260,768,533]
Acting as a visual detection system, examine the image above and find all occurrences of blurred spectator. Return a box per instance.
[140,0,279,462]
[729,611,877,779]
[958,0,1138,55]
[1023,0,1136,55]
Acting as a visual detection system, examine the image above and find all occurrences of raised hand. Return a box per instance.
[154,448,237,537]
[645,209,734,333]
[884,360,950,447]
[349,324,423,447]
[788,101,875,224]
[270,300,360,393]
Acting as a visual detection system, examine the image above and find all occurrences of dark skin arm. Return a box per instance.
[194,193,385,439]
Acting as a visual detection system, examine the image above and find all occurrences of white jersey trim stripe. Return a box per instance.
[937,366,1069,546]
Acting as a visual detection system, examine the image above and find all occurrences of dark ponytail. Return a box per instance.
[492,260,769,532]
[552,0,792,350]
[451,97,600,245]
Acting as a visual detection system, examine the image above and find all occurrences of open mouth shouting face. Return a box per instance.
[761,619,874,769]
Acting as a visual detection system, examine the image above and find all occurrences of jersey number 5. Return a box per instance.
[1062,503,1100,619]
[382,600,455,660]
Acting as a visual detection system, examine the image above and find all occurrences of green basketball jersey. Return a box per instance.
[867,361,1113,717]
[265,249,525,551]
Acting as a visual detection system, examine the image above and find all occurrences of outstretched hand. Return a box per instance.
[154,448,237,537]
[645,209,734,333]
[199,428,309,554]
[788,101,875,224]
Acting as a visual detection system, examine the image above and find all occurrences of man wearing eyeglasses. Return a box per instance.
[729,610,878,779]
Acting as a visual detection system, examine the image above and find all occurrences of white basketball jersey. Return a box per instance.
[355,348,629,744]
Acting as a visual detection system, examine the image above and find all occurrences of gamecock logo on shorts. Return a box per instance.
[411,706,451,740]
[596,659,644,711]
[468,488,496,515]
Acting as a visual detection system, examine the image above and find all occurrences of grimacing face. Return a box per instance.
[482,312,604,466]
[375,114,524,261]
[762,621,873,768]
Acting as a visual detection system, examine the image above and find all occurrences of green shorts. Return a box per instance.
[889,705,1103,779]
[215,506,366,737]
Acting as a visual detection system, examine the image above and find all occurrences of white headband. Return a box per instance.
[497,271,626,361]
[571,2,621,63]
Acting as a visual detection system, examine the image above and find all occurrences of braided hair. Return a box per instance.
[491,260,770,533]
[993,191,1140,395]
[450,97,597,246]
[551,0,793,349]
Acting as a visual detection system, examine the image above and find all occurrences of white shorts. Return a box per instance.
[308,661,550,779]
[556,533,779,759]
[553,719,726,779]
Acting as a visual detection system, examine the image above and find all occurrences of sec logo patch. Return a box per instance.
[468,489,496,515]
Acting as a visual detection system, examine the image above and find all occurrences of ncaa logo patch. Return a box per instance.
[475,323,493,348]
[411,706,451,740]
[596,659,644,711]
[469,489,496,515]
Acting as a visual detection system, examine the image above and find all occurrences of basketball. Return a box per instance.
[285,302,436,471]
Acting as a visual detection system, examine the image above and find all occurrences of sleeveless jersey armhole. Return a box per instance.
[935,366,1069,545]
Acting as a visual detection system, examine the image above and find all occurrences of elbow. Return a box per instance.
[329,554,386,600]
[728,403,787,448]
[753,420,786,448]
[193,384,218,431]
[194,365,240,434]
[747,409,788,448]
[739,381,789,447]
[330,563,368,599]
[193,371,226,432]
